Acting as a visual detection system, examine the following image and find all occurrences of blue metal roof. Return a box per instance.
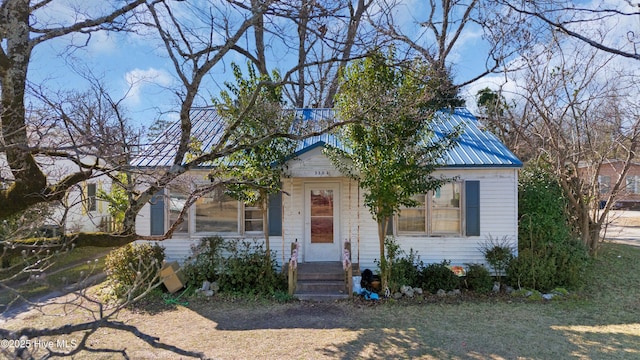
[132,107,522,168]
[432,108,522,168]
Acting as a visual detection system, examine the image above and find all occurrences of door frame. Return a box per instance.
[303,182,341,262]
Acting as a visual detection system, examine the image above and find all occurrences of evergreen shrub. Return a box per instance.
[105,243,165,299]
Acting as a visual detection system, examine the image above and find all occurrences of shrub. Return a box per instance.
[380,237,422,293]
[181,236,226,289]
[181,237,285,296]
[518,164,572,249]
[218,240,286,295]
[105,243,165,299]
[507,241,589,291]
[511,164,591,292]
[464,264,493,294]
[480,236,514,282]
[419,260,459,293]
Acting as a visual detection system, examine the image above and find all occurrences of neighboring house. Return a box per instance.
[0,146,113,236]
[587,160,640,209]
[133,107,522,270]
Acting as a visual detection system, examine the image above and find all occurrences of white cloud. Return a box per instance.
[123,68,173,105]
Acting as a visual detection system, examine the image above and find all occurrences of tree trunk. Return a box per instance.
[262,195,270,253]
[377,215,389,291]
[0,0,49,218]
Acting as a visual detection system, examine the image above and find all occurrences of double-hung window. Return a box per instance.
[397,182,462,236]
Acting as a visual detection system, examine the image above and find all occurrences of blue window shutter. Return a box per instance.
[268,192,282,236]
[150,191,165,236]
[386,217,394,236]
[465,181,480,236]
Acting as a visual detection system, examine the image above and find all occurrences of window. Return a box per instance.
[626,176,640,194]
[194,188,263,234]
[397,194,426,232]
[397,182,462,236]
[431,183,461,234]
[244,202,264,233]
[598,175,611,194]
[86,183,97,212]
[169,190,189,234]
[195,190,239,233]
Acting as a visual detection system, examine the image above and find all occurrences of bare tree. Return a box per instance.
[256,0,379,108]
[374,0,521,93]
[509,33,640,254]
[492,0,640,61]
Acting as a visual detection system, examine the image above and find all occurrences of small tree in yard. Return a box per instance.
[327,52,461,290]
[212,63,296,253]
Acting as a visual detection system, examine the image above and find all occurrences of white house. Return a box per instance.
[0,128,114,235]
[133,107,522,271]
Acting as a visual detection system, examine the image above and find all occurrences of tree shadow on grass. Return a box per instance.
[187,299,640,359]
[550,324,640,359]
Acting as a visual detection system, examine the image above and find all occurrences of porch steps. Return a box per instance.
[293,262,359,301]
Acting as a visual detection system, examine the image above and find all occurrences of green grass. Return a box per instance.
[0,246,112,309]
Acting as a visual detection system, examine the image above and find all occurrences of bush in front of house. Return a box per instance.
[464,264,494,294]
[480,235,514,283]
[507,240,589,291]
[105,243,165,299]
[182,236,286,296]
[181,236,226,289]
[219,240,286,296]
[419,260,460,293]
[381,237,422,293]
[510,164,590,291]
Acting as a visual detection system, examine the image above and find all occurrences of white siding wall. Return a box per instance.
[136,203,151,236]
[136,148,519,272]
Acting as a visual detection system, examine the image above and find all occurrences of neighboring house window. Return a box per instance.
[169,190,189,234]
[626,176,640,194]
[397,182,462,236]
[86,183,97,212]
[598,175,611,194]
[194,188,263,234]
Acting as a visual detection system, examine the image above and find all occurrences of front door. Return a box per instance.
[304,183,340,261]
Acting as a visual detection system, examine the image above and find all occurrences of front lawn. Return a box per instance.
[2,242,639,359]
